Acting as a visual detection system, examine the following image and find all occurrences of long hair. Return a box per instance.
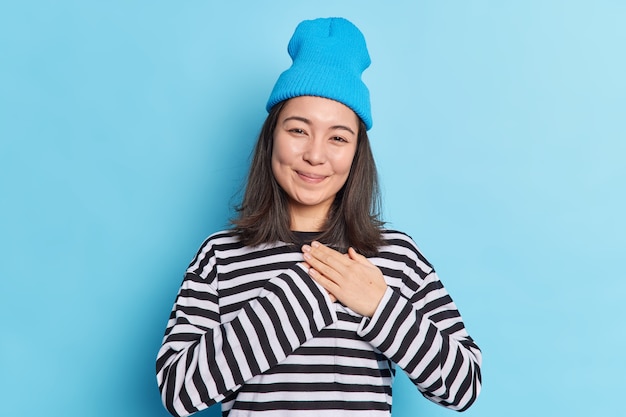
[231,101,384,256]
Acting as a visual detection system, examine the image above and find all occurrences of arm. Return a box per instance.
[156,241,337,417]
[302,235,482,411]
[357,271,482,411]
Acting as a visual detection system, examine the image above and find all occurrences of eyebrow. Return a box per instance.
[282,116,356,136]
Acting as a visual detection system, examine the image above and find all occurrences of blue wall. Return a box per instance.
[1,1,625,416]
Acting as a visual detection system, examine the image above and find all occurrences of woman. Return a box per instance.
[156,17,482,417]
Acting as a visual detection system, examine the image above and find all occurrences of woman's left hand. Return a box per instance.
[302,241,387,318]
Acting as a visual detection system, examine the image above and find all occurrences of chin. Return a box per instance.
[292,196,331,209]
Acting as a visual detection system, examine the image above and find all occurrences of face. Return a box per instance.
[271,96,359,228]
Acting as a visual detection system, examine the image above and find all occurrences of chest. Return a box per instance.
[215,250,404,328]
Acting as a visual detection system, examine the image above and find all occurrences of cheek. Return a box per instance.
[271,135,296,167]
[271,143,292,189]
[332,150,357,176]
[270,152,283,182]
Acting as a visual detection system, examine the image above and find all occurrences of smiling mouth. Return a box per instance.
[296,171,328,183]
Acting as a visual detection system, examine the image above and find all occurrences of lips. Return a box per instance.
[296,171,328,183]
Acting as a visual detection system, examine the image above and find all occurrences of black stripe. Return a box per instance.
[157,229,480,415]
[442,321,466,335]
[293,266,335,326]
[263,363,393,378]
[191,351,211,409]
[378,300,413,353]
[293,346,385,361]
[179,287,218,302]
[219,280,265,299]
[270,278,308,344]
[230,318,261,377]
[458,368,479,411]
[411,279,444,304]
[240,381,392,395]
[195,245,217,278]
[408,324,438,380]
[233,400,391,411]
[360,291,400,342]
[381,231,434,268]
[421,294,454,316]
[444,348,464,390]
[206,332,227,395]
[163,364,177,415]
[257,289,293,355]
[276,270,324,336]
[244,302,278,366]
[219,260,296,282]
[430,308,461,324]
[156,351,172,379]
[177,305,219,325]
[219,246,294,269]
[221,329,244,385]
[165,332,204,343]
[454,363,476,410]
[394,317,420,363]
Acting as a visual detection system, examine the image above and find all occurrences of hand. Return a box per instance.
[302,241,387,318]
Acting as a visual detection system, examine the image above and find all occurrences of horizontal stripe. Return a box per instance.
[156,229,481,416]
[232,400,390,412]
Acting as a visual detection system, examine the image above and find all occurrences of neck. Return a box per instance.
[289,203,330,232]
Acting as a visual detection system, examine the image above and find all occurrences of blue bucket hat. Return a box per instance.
[266,17,373,130]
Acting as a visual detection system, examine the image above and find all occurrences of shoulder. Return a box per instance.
[378,229,435,274]
[188,229,297,275]
[186,230,241,275]
[199,229,243,249]
[380,229,422,254]
[380,229,416,246]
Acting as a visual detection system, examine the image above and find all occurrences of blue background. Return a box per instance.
[1,1,625,416]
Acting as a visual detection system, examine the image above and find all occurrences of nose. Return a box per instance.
[302,137,326,165]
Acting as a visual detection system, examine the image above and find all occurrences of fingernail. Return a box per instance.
[311,241,320,248]
[302,244,311,252]
[303,252,311,260]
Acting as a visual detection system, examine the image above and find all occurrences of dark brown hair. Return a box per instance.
[231,100,384,256]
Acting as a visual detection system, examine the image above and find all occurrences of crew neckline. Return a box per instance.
[292,231,321,247]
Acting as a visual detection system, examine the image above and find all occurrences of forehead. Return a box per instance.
[279,96,360,130]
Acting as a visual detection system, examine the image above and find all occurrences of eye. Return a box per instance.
[330,136,348,143]
[288,128,306,135]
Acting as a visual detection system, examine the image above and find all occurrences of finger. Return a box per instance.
[347,247,372,266]
[308,267,341,296]
[302,243,346,273]
[303,251,343,283]
[308,241,352,269]
[303,261,338,302]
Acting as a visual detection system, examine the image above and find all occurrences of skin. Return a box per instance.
[302,242,387,318]
[272,95,359,232]
[271,96,387,318]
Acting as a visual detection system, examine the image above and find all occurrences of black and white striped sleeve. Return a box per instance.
[357,234,482,411]
[155,246,337,417]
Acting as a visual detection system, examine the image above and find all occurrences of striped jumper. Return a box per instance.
[156,229,482,416]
